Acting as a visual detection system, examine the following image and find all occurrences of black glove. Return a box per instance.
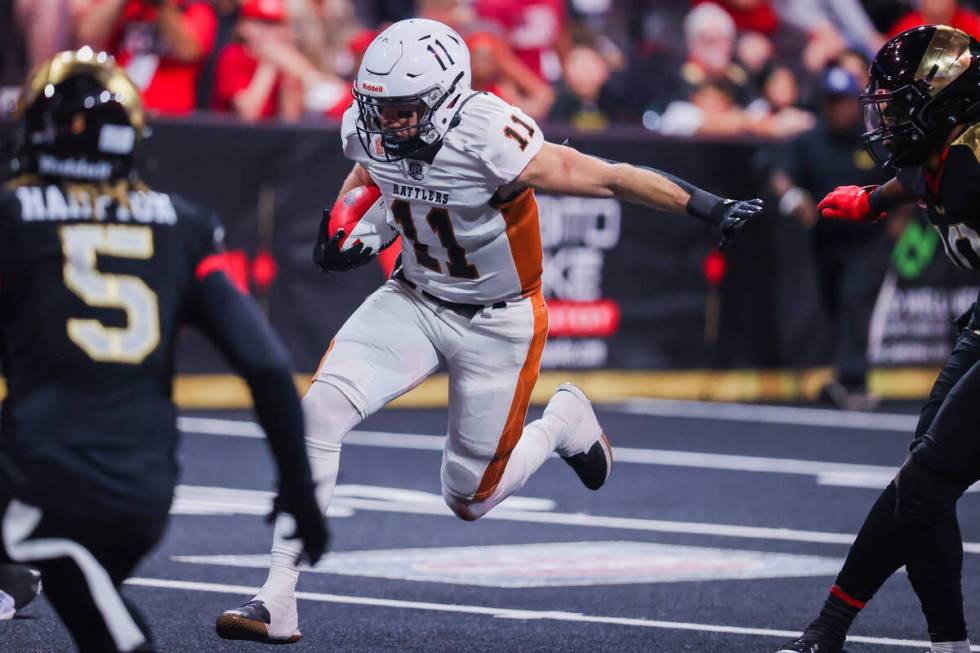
[268,479,329,566]
[313,209,376,272]
[715,198,764,251]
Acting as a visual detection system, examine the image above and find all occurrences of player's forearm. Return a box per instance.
[608,163,692,214]
[72,0,127,48]
[193,273,314,486]
[157,1,203,62]
[231,63,278,122]
[336,164,372,202]
[869,177,911,215]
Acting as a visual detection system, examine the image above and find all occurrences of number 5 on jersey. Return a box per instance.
[60,224,160,364]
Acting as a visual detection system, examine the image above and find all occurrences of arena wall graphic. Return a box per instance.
[4,116,974,403]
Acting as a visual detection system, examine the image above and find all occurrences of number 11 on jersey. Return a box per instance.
[390,199,479,279]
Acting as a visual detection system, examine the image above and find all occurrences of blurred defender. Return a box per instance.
[777,25,980,653]
[217,18,763,643]
[0,49,327,652]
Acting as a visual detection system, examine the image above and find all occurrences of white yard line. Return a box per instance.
[178,417,911,489]
[170,483,980,554]
[124,577,974,650]
[608,399,919,432]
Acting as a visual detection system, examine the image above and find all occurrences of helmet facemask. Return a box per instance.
[860,83,936,168]
[354,71,464,162]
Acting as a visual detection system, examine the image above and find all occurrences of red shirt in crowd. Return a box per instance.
[692,0,779,36]
[890,9,980,39]
[213,43,281,119]
[474,0,564,79]
[107,0,216,114]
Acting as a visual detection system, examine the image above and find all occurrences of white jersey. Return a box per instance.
[340,92,546,304]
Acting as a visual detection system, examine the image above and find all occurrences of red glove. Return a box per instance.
[817,185,884,222]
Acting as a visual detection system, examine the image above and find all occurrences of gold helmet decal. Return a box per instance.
[915,25,974,95]
[15,47,145,133]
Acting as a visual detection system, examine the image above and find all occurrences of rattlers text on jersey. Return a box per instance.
[341,91,545,304]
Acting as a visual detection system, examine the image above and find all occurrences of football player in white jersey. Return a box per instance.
[216,18,763,643]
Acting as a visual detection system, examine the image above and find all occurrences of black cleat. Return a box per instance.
[0,564,41,619]
[562,435,613,490]
[774,638,849,653]
[216,599,301,644]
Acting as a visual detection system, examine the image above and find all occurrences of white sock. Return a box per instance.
[259,383,360,598]
[463,417,560,519]
[931,640,972,653]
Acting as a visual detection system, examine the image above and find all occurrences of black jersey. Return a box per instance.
[898,123,980,271]
[0,176,223,518]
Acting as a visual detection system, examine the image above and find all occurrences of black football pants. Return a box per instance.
[813,231,891,391]
[833,299,980,642]
[0,491,165,652]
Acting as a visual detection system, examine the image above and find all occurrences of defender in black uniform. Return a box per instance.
[0,49,328,652]
[776,26,980,653]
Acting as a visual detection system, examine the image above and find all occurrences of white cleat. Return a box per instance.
[547,383,613,490]
[215,592,301,644]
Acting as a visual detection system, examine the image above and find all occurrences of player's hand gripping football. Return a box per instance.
[716,198,764,251]
[269,479,329,566]
[816,185,884,222]
[313,209,375,272]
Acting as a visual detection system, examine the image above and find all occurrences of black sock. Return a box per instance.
[802,587,864,647]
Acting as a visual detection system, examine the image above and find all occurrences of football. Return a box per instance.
[328,184,398,253]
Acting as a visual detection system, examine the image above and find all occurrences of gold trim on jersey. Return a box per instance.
[952,122,980,163]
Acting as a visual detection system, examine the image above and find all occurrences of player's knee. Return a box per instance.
[442,491,486,522]
[894,454,964,530]
[302,382,359,448]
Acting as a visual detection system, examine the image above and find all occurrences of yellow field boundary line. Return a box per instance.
[0,367,938,409]
[167,366,939,408]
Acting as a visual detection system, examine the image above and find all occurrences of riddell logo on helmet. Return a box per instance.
[361,81,385,93]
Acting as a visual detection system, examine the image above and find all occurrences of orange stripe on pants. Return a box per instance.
[472,291,549,502]
[310,339,336,385]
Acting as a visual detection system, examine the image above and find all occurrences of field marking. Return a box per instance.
[169,483,980,554]
[178,416,920,491]
[607,399,919,432]
[124,577,972,650]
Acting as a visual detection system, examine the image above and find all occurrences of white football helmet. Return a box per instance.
[353,18,472,161]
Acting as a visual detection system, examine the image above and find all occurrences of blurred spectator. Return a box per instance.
[675,3,752,106]
[474,0,566,81]
[694,0,779,36]
[469,31,555,120]
[890,0,980,39]
[196,0,239,109]
[309,28,376,122]
[735,30,775,81]
[775,0,885,64]
[418,0,476,32]
[70,0,217,114]
[767,67,891,409]
[747,61,805,114]
[287,0,360,78]
[213,0,327,121]
[0,0,28,88]
[549,43,609,129]
[835,47,871,89]
[15,0,76,69]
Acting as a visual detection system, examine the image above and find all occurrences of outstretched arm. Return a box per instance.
[190,269,329,565]
[511,141,763,249]
[817,177,911,221]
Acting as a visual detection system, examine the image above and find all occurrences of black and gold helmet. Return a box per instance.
[12,47,145,181]
[862,25,980,168]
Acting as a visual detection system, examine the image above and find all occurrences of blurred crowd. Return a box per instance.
[3,0,980,138]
